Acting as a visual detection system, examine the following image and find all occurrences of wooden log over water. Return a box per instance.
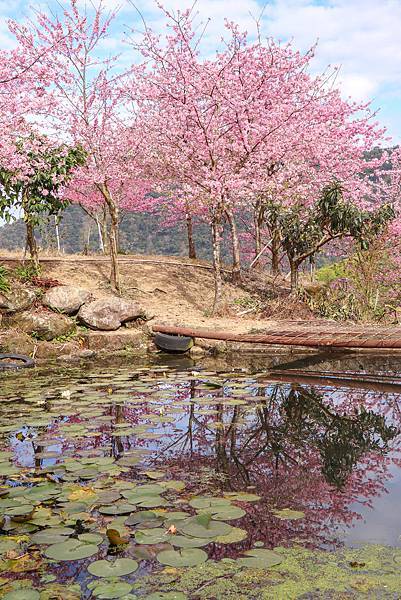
[152,324,401,350]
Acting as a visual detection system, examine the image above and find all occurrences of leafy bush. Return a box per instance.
[0,265,9,293]
[14,263,42,283]
[316,261,348,284]
[306,241,401,322]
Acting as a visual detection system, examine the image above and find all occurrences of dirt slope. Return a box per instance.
[1,253,285,333]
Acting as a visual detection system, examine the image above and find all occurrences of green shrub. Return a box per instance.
[0,265,9,293]
[316,261,347,284]
[14,263,41,282]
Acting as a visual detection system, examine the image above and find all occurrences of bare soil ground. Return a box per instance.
[0,251,303,333]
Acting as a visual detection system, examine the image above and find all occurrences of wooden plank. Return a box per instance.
[152,324,401,349]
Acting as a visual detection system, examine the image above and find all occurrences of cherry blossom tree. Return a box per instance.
[9,1,150,291]
[133,7,391,312]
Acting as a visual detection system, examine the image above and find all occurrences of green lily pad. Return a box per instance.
[224,492,261,502]
[0,463,20,476]
[6,504,35,520]
[0,538,18,555]
[160,481,185,491]
[78,533,103,545]
[238,548,283,568]
[90,580,133,599]
[88,558,139,577]
[144,594,187,600]
[31,530,72,545]
[170,535,209,548]
[143,471,165,479]
[157,547,208,567]
[123,484,164,497]
[125,511,162,527]
[45,538,99,561]
[199,506,246,521]
[215,526,248,544]
[189,497,231,510]
[98,504,136,515]
[135,528,170,545]
[179,515,233,539]
[123,493,167,508]
[3,590,40,600]
[272,508,305,520]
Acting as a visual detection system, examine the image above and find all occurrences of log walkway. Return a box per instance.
[153,323,401,350]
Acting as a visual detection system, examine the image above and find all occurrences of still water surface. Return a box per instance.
[1,351,401,596]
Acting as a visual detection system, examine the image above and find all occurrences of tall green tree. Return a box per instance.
[0,137,86,265]
[263,183,396,291]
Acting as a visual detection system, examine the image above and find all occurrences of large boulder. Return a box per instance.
[0,329,36,355]
[77,297,145,331]
[43,285,92,315]
[9,311,75,341]
[0,286,36,313]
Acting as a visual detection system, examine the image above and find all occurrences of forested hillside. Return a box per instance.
[0,205,220,259]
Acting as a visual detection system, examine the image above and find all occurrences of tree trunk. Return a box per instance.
[108,202,120,293]
[54,215,61,254]
[271,228,280,275]
[290,260,299,292]
[186,212,197,259]
[309,254,316,281]
[96,217,105,253]
[226,209,241,283]
[101,205,109,254]
[100,184,120,293]
[26,220,39,268]
[211,218,223,315]
[253,202,264,269]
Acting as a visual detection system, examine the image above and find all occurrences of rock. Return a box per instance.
[147,341,160,353]
[0,330,36,355]
[34,341,78,358]
[189,345,207,357]
[0,286,36,313]
[9,311,75,341]
[195,337,227,353]
[43,286,92,315]
[78,297,145,331]
[58,349,97,362]
[82,329,146,352]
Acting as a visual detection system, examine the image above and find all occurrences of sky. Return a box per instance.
[1,0,401,142]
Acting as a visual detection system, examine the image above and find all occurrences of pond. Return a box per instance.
[1,352,401,599]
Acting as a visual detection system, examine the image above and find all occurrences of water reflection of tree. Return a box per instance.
[158,381,401,550]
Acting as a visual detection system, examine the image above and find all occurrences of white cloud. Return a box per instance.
[262,0,401,102]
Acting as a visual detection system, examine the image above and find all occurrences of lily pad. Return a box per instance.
[3,590,40,600]
[215,526,248,544]
[199,506,246,521]
[31,530,72,545]
[156,547,208,567]
[170,535,209,548]
[135,528,170,545]
[238,548,283,568]
[144,594,187,600]
[78,533,103,545]
[143,471,165,479]
[224,492,261,502]
[189,497,231,510]
[88,558,139,577]
[6,505,35,522]
[272,508,305,520]
[179,515,233,539]
[90,580,133,599]
[98,504,136,515]
[45,539,99,561]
